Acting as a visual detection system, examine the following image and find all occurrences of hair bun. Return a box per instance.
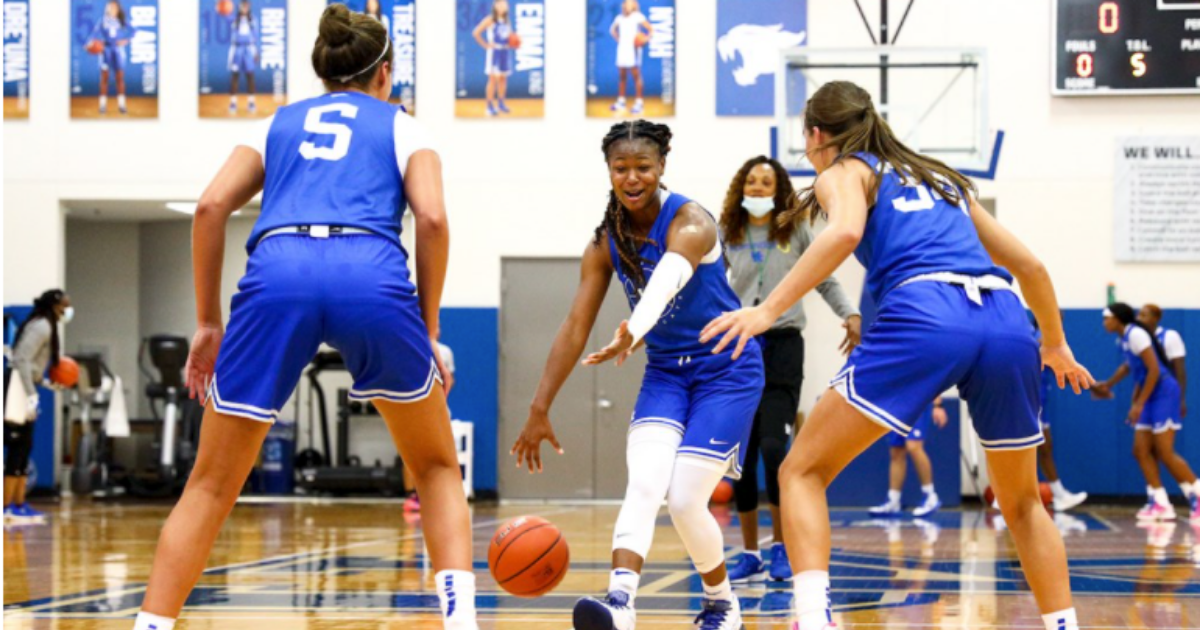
[319,4,355,47]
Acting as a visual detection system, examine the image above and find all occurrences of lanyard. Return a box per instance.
[749,237,773,305]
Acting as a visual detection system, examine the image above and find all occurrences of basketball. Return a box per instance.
[85,39,104,55]
[711,479,733,504]
[507,33,522,49]
[216,0,234,16]
[983,485,996,507]
[50,356,80,388]
[488,515,569,598]
[634,32,650,48]
[1039,482,1054,507]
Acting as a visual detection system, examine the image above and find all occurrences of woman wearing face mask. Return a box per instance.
[4,289,73,524]
[717,156,861,584]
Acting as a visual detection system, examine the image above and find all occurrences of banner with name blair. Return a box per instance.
[716,0,806,116]
[70,0,159,119]
[1115,136,1200,262]
[199,0,287,119]
[328,0,416,113]
[4,0,30,119]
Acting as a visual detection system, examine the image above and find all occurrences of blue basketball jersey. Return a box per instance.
[608,191,743,359]
[248,92,409,253]
[229,14,257,47]
[1120,324,1178,393]
[848,152,1011,305]
[91,15,133,46]
[488,20,513,48]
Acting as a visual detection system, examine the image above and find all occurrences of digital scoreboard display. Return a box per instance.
[1053,0,1200,95]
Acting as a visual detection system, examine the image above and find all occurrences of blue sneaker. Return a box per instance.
[486,103,498,117]
[769,544,793,581]
[912,493,941,518]
[15,503,46,521]
[727,552,767,584]
[573,590,635,630]
[693,597,743,630]
[630,100,644,115]
[497,100,511,114]
[3,505,20,522]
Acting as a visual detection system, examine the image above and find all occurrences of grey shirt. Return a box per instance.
[725,223,859,331]
[12,317,53,396]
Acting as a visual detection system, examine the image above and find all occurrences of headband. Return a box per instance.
[333,36,391,84]
[1102,307,1113,318]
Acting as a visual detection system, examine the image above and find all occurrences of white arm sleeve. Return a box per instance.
[627,252,694,346]
[1128,327,1152,355]
[1164,330,1186,360]
[394,110,435,178]
[239,115,274,165]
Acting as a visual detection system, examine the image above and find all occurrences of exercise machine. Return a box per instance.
[65,353,125,498]
[131,336,202,497]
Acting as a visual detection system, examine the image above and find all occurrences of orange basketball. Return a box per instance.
[85,39,104,55]
[507,33,522,49]
[488,515,569,598]
[983,485,996,507]
[634,32,650,48]
[216,0,234,16]
[1039,482,1054,507]
[50,356,80,388]
[711,479,733,504]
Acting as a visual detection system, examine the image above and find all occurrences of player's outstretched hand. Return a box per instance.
[700,306,774,360]
[1040,343,1095,395]
[511,409,563,474]
[840,314,863,355]
[1089,383,1115,400]
[185,324,224,404]
[583,321,639,367]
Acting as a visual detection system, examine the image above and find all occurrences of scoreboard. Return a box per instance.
[1053,0,1200,95]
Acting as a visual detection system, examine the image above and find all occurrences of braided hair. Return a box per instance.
[14,289,65,368]
[1109,302,1171,369]
[592,120,673,288]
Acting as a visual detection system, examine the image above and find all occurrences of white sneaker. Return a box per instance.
[1137,502,1177,521]
[1052,490,1088,512]
[693,597,742,629]
[912,494,941,517]
[574,591,635,630]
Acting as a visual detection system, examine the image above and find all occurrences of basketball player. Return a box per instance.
[1139,303,1187,420]
[868,399,946,517]
[131,6,476,630]
[609,0,652,115]
[702,81,1094,630]
[1032,316,1089,512]
[471,0,513,117]
[1093,303,1197,522]
[512,120,763,630]
[89,0,133,115]
[226,0,259,115]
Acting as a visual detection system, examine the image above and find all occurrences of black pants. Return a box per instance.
[734,330,805,513]
[4,367,34,478]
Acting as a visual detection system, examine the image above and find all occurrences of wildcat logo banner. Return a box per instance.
[716,0,806,116]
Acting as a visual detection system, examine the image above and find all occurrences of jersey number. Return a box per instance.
[299,103,359,162]
[892,183,936,213]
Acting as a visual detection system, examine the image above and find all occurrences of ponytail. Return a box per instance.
[14,289,64,367]
[1109,302,1171,369]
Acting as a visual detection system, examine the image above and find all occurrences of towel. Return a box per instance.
[4,371,29,425]
[104,375,131,438]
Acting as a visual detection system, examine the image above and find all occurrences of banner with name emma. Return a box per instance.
[4,0,30,119]
[71,0,159,119]
[455,0,545,119]
[328,0,416,113]
[199,0,287,119]
[586,0,675,118]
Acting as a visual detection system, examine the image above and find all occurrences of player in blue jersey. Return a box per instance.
[131,7,477,630]
[702,81,1094,630]
[471,0,513,117]
[226,0,259,116]
[1139,303,1188,420]
[512,121,764,630]
[88,0,134,115]
[1093,302,1197,523]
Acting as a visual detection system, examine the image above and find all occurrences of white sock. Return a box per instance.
[248,95,256,104]
[1050,480,1067,497]
[793,570,832,630]
[745,549,761,560]
[435,570,477,629]
[615,97,626,104]
[1182,481,1195,499]
[634,98,644,105]
[230,95,237,105]
[99,95,107,108]
[921,484,935,496]
[609,568,640,600]
[132,612,175,630]
[118,94,126,107]
[1042,607,1078,630]
[887,489,901,504]
[1154,487,1170,506]
[702,576,733,602]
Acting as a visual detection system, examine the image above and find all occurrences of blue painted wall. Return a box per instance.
[441,308,499,493]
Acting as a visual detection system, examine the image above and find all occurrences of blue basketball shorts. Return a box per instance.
[1038,369,1055,429]
[887,406,932,448]
[830,281,1044,451]
[99,47,125,72]
[485,48,512,76]
[210,234,440,423]
[1135,379,1183,434]
[630,346,764,479]
[229,44,257,74]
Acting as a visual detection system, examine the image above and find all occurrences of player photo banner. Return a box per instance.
[587,0,675,118]
[199,0,287,119]
[716,0,806,116]
[4,0,31,119]
[328,0,416,113]
[71,0,158,119]
[455,0,545,119]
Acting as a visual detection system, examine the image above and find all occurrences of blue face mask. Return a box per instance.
[741,195,775,218]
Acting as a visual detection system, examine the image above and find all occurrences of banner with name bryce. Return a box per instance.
[4,0,30,119]
[71,0,159,119]
[455,0,545,119]
[199,0,287,119]
[328,0,416,114]
[586,0,675,118]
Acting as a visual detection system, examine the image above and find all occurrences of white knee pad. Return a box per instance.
[611,425,682,559]
[667,456,729,574]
